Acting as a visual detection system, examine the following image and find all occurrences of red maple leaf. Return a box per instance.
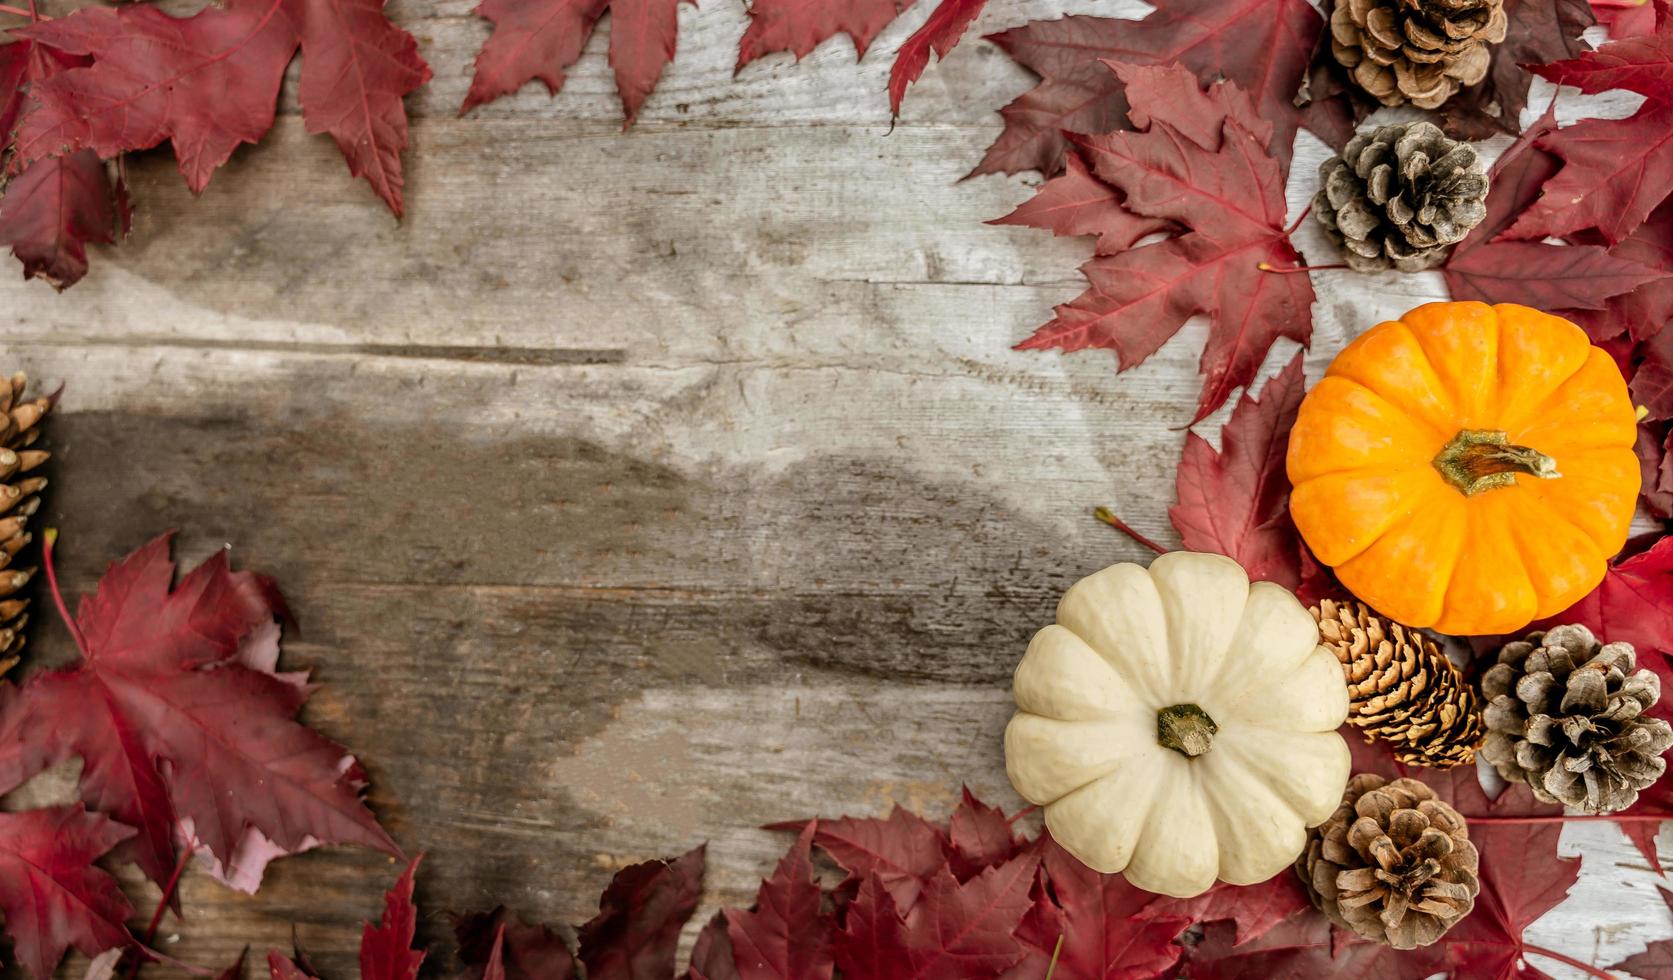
[359,856,425,980]
[1443,105,1670,310]
[832,855,1037,980]
[0,532,397,894]
[971,0,1323,179]
[1179,912,1444,979]
[888,0,986,116]
[1636,325,1673,419]
[1010,835,1190,980]
[0,37,127,289]
[577,844,706,980]
[1497,3,1673,245]
[0,805,134,979]
[1440,0,1595,139]
[461,0,686,125]
[1532,0,1673,98]
[269,953,317,980]
[269,856,426,980]
[1012,62,1313,426]
[726,823,834,980]
[12,0,428,216]
[1169,354,1320,598]
[479,928,509,980]
[1636,422,1673,518]
[1141,870,1311,948]
[454,907,577,980]
[988,151,1173,256]
[1565,200,1673,343]
[736,0,911,70]
[1530,534,1673,660]
[1415,771,1581,980]
[770,806,950,910]
[1598,0,1662,38]
[688,912,740,980]
[946,787,1022,881]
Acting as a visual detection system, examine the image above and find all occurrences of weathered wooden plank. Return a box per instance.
[1,0,1668,977]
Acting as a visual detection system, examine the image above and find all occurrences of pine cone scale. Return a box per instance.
[1312,599,1484,767]
[1298,775,1481,949]
[1314,122,1487,272]
[1481,624,1673,814]
[1329,0,1506,107]
[0,374,48,678]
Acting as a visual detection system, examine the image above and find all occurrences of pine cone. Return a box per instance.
[1314,121,1488,272]
[1296,774,1480,949]
[0,374,48,678]
[1329,0,1508,109]
[1313,599,1485,768]
[1480,625,1673,814]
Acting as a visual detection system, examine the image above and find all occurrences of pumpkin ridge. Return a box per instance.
[1324,322,1458,438]
[1507,479,1618,558]
[1435,502,1537,635]
[1516,449,1638,554]
[1492,348,1612,438]
[1336,500,1467,628]
[1296,482,1435,568]
[1401,301,1501,426]
[1500,492,1614,618]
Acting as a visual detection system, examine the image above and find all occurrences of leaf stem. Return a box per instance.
[1522,944,1616,980]
[1469,813,1667,825]
[0,3,37,16]
[1093,507,1167,555]
[41,529,90,661]
[125,848,190,980]
[1284,204,1313,236]
[1258,261,1348,274]
[1043,934,1064,980]
[1006,804,1038,827]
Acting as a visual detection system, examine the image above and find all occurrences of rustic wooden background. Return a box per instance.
[1,0,1669,975]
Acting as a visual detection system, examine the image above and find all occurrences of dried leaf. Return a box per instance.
[736,0,912,69]
[972,0,1323,179]
[832,856,1037,980]
[0,533,396,894]
[1014,63,1313,425]
[13,0,427,215]
[726,823,833,980]
[988,151,1172,255]
[770,806,949,910]
[0,805,134,980]
[0,39,126,288]
[1011,835,1189,980]
[1170,353,1311,593]
[454,908,577,980]
[578,844,706,980]
[888,0,987,116]
[1444,106,1669,309]
[360,856,425,980]
[1440,0,1594,139]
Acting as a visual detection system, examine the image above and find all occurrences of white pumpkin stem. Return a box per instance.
[1157,703,1218,757]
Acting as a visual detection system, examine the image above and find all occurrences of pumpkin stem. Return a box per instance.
[1157,703,1218,757]
[1432,429,1560,497]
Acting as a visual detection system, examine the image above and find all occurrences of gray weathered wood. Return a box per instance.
[1,0,1668,976]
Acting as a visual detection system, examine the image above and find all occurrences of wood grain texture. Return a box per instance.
[0,0,1667,976]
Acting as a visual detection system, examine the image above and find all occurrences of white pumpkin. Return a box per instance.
[1004,551,1351,898]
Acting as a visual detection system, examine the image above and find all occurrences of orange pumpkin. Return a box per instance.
[1287,301,1639,636]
